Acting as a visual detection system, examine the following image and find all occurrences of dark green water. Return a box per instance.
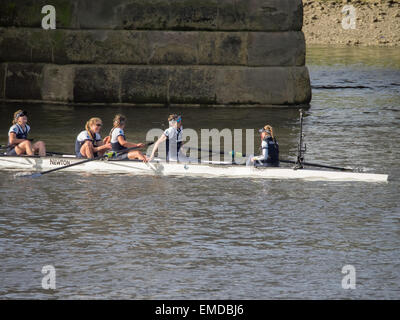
[0,46,399,299]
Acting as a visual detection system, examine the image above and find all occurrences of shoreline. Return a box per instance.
[303,0,400,47]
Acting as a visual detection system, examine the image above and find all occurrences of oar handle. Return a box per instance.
[110,141,154,158]
[46,151,67,156]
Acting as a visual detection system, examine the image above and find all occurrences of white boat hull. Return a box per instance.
[0,155,389,182]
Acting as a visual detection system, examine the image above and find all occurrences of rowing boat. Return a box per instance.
[0,154,388,182]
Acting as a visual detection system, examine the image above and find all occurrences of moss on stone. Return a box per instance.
[0,0,73,27]
[55,1,73,27]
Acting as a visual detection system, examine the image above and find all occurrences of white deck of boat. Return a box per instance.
[0,155,389,182]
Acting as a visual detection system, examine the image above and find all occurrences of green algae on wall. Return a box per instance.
[0,0,73,28]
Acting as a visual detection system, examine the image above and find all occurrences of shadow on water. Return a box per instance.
[0,103,303,159]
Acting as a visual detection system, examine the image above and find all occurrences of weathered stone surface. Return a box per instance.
[0,63,6,99]
[147,31,199,65]
[247,32,305,67]
[218,0,303,31]
[198,32,247,65]
[64,30,149,64]
[291,66,312,104]
[0,0,75,28]
[216,67,287,105]
[0,28,306,67]
[41,65,74,101]
[73,66,120,102]
[2,63,310,105]
[0,0,310,107]
[215,66,310,105]
[0,28,69,64]
[121,67,168,103]
[168,67,217,104]
[163,0,219,30]
[5,63,44,100]
[0,0,303,31]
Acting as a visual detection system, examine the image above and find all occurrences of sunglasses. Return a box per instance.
[15,111,28,119]
[96,123,102,127]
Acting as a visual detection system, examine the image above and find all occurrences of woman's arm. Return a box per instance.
[9,132,27,146]
[117,136,144,149]
[148,134,167,161]
[94,140,111,152]
[103,136,111,144]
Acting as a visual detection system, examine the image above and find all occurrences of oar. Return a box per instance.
[279,159,354,171]
[1,146,77,157]
[183,146,245,158]
[19,142,154,178]
[183,146,355,171]
[46,151,66,156]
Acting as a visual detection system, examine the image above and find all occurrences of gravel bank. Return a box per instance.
[303,0,400,46]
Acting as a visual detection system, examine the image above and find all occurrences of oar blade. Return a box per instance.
[15,172,42,178]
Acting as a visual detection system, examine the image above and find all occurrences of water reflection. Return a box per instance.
[307,46,400,68]
[0,104,303,160]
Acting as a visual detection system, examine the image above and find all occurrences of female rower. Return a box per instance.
[148,114,188,162]
[107,114,148,161]
[6,109,46,156]
[249,125,279,167]
[75,117,111,159]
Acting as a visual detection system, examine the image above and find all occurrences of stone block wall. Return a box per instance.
[0,0,311,107]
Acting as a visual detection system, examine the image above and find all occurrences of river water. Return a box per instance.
[0,47,399,299]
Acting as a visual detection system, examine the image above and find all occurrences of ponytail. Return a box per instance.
[168,114,178,122]
[85,117,102,141]
[110,114,126,136]
[263,125,275,140]
[12,109,25,125]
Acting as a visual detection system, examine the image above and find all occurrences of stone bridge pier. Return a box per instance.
[0,0,311,107]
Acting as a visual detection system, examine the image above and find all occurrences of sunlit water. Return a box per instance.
[0,46,399,299]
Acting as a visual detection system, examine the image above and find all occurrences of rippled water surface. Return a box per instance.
[0,46,399,299]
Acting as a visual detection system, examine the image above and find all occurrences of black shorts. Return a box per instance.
[6,147,17,156]
[114,153,128,160]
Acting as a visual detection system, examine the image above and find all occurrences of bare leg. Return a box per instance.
[15,140,34,156]
[128,150,148,162]
[80,141,94,159]
[33,141,46,157]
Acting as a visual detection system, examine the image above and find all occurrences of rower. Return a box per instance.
[6,109,46,156]
[148,114,190,162]
[249,125,279,167]
[75,117,111,159]
[107,114,148,162]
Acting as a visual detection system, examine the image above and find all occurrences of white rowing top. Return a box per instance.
[163,126,183,161]
[110,128,125,143]
[8,124,30,137]
[76,130,101,143]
